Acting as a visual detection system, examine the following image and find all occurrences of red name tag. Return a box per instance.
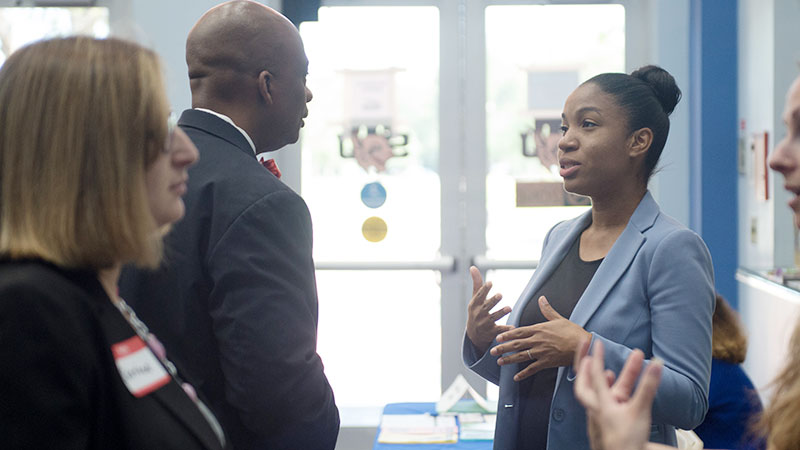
[112,335,170,397]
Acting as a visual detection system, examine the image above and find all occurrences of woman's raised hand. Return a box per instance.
[466,266,513,355]
[573,339,664,450]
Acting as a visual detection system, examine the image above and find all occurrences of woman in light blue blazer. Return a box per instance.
[463,65,715,450]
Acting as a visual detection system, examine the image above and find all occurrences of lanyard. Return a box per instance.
[113,298,226,447]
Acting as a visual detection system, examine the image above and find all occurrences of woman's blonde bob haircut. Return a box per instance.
[0,36,169,269]
[757,320,800,450]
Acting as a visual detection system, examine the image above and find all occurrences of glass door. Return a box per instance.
[299,0,627,426]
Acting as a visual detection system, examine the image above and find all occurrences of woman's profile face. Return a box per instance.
[557,82,638,198]
[145,126,199,228]
[770,76,800,228]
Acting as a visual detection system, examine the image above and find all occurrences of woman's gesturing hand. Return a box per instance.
[491,296,591,381]
[465,266,513,355]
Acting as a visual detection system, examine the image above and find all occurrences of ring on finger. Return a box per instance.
[526,349,533,360]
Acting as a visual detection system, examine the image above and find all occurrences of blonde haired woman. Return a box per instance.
[0,37,225,449]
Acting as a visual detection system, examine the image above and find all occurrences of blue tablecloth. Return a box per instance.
[373,402,493,450]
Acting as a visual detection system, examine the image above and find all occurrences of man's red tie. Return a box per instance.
[259,157,281,179]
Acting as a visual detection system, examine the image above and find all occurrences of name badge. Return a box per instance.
[112,335,170,397]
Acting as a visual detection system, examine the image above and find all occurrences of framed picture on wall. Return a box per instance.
[753,131,769,201]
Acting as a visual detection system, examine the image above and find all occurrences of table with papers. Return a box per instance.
[373,403,494,450]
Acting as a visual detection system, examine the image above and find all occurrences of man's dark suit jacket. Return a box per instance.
[119,109,339,450]
[0,258,225,450]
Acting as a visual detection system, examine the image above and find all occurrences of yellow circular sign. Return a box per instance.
[362,216,388,242]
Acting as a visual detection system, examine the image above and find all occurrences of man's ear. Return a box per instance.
[629,127,653,159]
[258,70,274,104]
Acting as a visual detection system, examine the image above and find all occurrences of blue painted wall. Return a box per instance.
[690,0,739,307]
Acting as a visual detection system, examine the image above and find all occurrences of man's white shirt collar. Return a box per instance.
[194,108,257,155]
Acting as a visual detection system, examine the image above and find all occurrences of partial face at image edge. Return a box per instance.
[770,76,800,228]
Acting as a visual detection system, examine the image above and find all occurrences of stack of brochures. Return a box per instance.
[377,414,458,444]
[457,413,496,441]
[378,375,498,444]
[438,374,497,442]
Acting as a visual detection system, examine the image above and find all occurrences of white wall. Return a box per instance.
[738,272,800,403]
[102,0,280,113]
[738,0,776,270]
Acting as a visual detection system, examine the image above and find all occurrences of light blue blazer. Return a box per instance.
[463,191,714,449]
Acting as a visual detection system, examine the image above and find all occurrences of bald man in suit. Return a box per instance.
[119,2,339,449]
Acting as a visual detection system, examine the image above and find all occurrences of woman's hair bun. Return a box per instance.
[631,65,682,116]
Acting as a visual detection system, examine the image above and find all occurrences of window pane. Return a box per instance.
[316,270,441,406]
[299,6,441,424]
[0,7,109,67]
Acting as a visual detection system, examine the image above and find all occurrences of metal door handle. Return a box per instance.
[471,255,538,271]
[315,256,456,272]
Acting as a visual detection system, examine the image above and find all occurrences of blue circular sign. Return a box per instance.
[361,182,387,209]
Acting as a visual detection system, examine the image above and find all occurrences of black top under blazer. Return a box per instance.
[0,258,226,450]
[119,109,339,450]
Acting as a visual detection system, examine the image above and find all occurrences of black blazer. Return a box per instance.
[0,259,225,450]
[119,110,339,450]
